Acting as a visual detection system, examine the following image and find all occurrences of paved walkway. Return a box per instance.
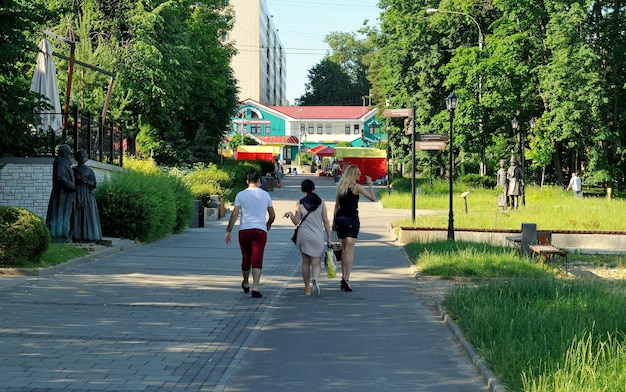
[0,173,489,391]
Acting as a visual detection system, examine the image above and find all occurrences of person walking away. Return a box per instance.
[225,172,276,298]
[274,159,283,188]
[332,165,377,292]
[567,172,583,198]
[284,179,332,296]
[331,160,341,184]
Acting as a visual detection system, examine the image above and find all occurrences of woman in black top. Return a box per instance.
[332,164,377,291]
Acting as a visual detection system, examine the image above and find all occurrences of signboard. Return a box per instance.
[383,108,414,118]
[415,141,447,150]
[418,133,449,142]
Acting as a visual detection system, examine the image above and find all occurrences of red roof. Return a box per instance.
[271,106,374,119]
[256,136,299,144]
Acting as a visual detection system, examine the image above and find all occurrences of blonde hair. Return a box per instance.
[336,164,359,197]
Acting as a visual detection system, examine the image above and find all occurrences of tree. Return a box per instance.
[297,58,357,106]
[297,30,374,106]
[0,0,54,156]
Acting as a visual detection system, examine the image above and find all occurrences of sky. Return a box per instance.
[264,0,381,105]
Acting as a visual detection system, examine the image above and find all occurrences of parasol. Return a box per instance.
[30,38,63,133]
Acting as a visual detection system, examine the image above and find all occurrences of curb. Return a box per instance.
[403,253,507,392]
[0,238,140,277]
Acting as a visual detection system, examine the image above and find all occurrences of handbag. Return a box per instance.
[290,211,310,245]
[331,231,342,261]
[325,247,337,278]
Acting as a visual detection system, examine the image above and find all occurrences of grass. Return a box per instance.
[405,240,553,279]
[32,243,91,268]
[380,183,626,232]
[411,238,626,391]
[443,276,626,391]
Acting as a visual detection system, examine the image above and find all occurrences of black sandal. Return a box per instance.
[241,280,250,293]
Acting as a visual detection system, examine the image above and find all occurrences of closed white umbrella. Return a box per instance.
[30,38,63,133]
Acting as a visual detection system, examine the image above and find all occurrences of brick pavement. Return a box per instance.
[0,172,490,391]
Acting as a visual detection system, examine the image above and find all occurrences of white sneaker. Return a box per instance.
[311,278,320,296]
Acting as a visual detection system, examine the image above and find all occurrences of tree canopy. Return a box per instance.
[370,0,626,188]
[1,0,239,166]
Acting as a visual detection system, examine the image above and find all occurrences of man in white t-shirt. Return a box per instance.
[567,172,583,198]
[225,172,275,298]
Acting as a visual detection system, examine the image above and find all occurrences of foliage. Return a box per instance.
[40,243,89,266]
[381,182,626,231]
[297,30,374,106]
[458,173,496,189]
[95,169,179,242]
[0,206,50,267]
[522,332,626,392]
[228,133,259,151]
[406,240,551,278]
[4,0,240,165]
[443,278,626,391]
[369,0,626,190]
[0,0,56,156]
[184,163,233,207]
[164,173,195,233]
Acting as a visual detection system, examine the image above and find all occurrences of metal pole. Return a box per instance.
[447,109,455,241]
[411,107,416,224]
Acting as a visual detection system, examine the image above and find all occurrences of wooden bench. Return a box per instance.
[528,244,568,269]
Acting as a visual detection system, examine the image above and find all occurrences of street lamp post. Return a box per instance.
[297,108,302,168]
[446,92,459,241]
[426,8,486,175]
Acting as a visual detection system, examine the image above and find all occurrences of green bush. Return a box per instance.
[0,206,50,267]
[458,173,496,189]
[166,174,196,234]
[219,159,272,197]
[95,170,180,242]
[186,164,233,207]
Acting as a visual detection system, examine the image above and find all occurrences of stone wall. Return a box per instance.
[0,157,124,220]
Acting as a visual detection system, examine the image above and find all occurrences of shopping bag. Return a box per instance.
[325,247,337,279]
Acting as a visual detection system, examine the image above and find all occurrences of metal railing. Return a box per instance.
[38,106,124,167]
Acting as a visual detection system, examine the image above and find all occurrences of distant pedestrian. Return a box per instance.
[284,179,332,296]
[274,159,283,187]
[331,160,341,183]
[567,172,583,198]
[225,172,276,298]
[333,165,377,292]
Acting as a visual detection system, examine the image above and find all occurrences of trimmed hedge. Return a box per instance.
[0,206,50,267]
[95,169,194,242]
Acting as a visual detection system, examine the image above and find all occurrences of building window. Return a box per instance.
[317,124,323,134]
[251,125,261,134]
[300,124,305,134]
[308,124,314,135]
[345,124,350,135]
[326,124,332,134]
[354,124,360,135]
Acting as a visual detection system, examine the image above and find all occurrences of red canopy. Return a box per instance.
[313,147,335,156]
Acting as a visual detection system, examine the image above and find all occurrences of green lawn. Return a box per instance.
[390,182,626,392]
[381,183,626,231]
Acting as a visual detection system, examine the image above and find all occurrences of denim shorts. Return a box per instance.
[335,216,360,239]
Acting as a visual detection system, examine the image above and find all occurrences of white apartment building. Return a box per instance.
[226,0,287,106]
